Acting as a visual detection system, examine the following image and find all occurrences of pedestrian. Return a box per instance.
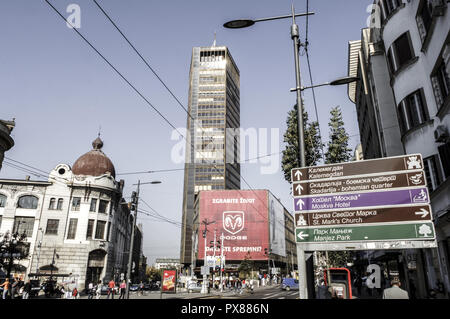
[22,279,32,299]
[1,278,10,299]
[96,281,102,299]
[382,277,409,299]
[72,287,79,299]
[107,279,115,299]
[87,282,94,299]
[118,280,126,299]
[11,277,19,299]
[139,281,144,296]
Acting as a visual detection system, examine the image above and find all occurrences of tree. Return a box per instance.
[324,106,352,164]
[238,252,254,279]
[0,231,29,278]
[282,104,324,182]
[146,266,161,282]
[323,105,354,268]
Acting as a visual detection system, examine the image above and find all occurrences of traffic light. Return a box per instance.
[202,230,207,238]
[264,248,268,255]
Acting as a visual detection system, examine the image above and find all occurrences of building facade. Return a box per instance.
[349,0,450,297]
[0,137,134,289]
[0,119,15,172]
[180,45,241,269]
[154,258,181,271]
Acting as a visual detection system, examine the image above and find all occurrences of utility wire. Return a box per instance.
[44,0,284,226]
[44,0,185,140]
[92,0,191,118]
[303,0,325,162]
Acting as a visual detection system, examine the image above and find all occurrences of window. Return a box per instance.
[86,219,95,239]
[17,195,38,209]
[95,220,106,239]
[380,0,403,21]
[438,142,450,179]
[71,197,81,211]
[397,89,429,134]
[436,59,450,101]
[13,217,35,237]
[57,198,63,210]
[423,155,443,192]
[48,198,56,210]
[89,198,98,212]
[0,194,6,208]
[45,219,59,235]
[98,200,108,214]
[67,218,78,239]
[0,216,2,228]
[387,32,415,74]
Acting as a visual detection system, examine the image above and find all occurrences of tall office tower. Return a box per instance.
[180,45,241,269]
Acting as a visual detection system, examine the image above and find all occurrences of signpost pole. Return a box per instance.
[220,232,224,293]
[296,245,308,299]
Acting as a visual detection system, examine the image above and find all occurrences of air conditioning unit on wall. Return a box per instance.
[434,125,449,143]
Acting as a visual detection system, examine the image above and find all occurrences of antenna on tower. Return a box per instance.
[98,125,102,138]
[212,31,217,47]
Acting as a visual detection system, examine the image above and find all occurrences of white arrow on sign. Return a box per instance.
[294,170,302,180]
[297,231,309,240]
[296,199,305,210]
[295,184,304,194]
[415,208,429,218]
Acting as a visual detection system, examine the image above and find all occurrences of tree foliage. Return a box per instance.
[324,106,352,164]
[324,106,354,268]
[238,252,254,279]
[282,104,324,182]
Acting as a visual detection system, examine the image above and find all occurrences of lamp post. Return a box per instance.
[224,7,359,300]
[200,219,215,294]
[35,227,44,275]
[224,5,313,299]
[125,180,161,299]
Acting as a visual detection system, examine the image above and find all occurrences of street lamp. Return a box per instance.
[290,76,359,92]
[224,5,313,300]
[125,179,162,299]
[224,5,314,169]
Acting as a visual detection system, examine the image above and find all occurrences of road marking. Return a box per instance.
[262,292,284,299]
[279,297,285,299]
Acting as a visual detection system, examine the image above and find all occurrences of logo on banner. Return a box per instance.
[223,211,244,235]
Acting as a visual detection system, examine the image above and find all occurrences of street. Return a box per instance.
[74,284,298,300]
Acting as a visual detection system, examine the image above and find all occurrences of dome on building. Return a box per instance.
[72,136,116,178]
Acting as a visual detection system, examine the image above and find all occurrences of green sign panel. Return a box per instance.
[296,223,435,243]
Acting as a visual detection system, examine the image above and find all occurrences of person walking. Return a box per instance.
[139,281,144,296]
[118,280,126,299]
[87,282,94,299]
[96,281,102,299]
[22,279,32,299]
[10,277,19,299]
[1,278,10,299]
[382,278,409,299]
[107,279,115,299]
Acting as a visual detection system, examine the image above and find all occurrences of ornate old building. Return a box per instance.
[0,136,133,289]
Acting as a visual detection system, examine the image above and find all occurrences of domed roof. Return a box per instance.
[72,136,116,178]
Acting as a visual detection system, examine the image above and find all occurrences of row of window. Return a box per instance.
[0,195,110,214]
[0,194,39,209]
[7,215,110,240]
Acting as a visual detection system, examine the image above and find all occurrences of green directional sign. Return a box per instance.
[295,223,435,243]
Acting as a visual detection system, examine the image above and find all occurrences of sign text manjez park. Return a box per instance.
[291,154,437,250]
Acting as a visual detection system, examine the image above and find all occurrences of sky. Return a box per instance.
[0,0,371,265]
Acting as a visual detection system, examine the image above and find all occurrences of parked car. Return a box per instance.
[100,284,118,295]
[129,284,139,292]
[281,278,299,291]
[187,282,202,293]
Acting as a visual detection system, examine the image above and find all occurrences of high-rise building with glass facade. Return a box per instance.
[180,46,241,268]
